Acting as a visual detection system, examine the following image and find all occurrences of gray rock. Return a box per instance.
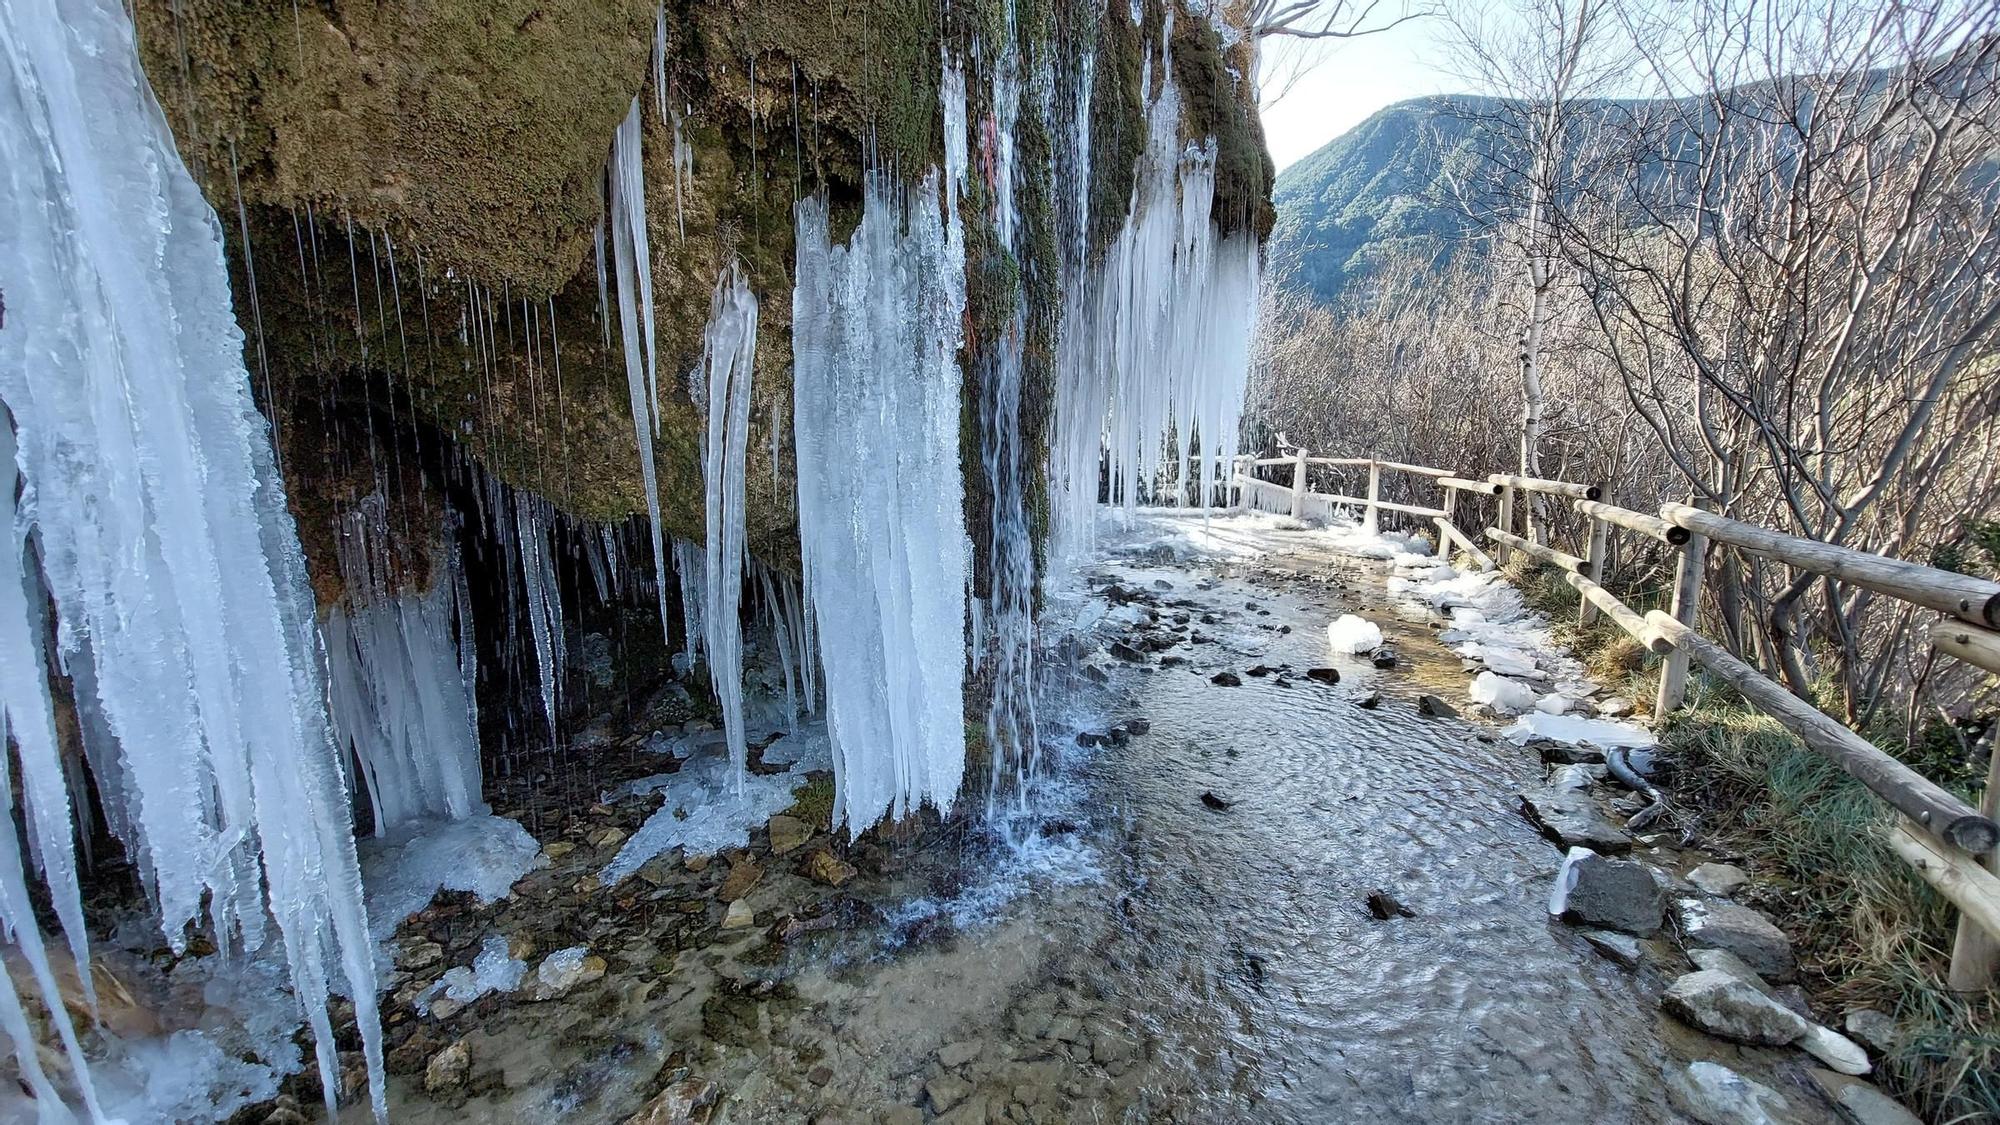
[1662,969,1810,1045]
[1536,739,1606,765]
[1674,897,1797,981]
[925,1075,972,1113]
[1595,696,1635,718]
[1581,929,1643,967]
[1688,948,1775,994]
[1417,694,1458,718]
[1670,1062,1801,1125]
[423,1039,470,1093]
[1519,787,1633,853]
[937,1041,980,1069]
[1805,1070,1923,1125]
[1799,1023,1871,1075]
[1559,854,1665,935]
[1842,1009,1901,1056]
[1688,862,1750,897]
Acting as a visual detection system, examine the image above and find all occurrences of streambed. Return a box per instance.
[352,516,1765,1125]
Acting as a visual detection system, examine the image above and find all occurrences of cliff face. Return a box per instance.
[135,0,1272,599]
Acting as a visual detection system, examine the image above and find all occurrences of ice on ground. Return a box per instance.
[602,731,823,882]
[1464,642,1540,678]
[360,815,542,942]
[1469,672,1539,715]
[1326,614,1384,655]
[1536,694,1578,715]
[1083,508,1293,569]
[1504,712,1657,748]
[1322,524,1431,560]
[418,934,527,1013]
[1547,846,1596,915]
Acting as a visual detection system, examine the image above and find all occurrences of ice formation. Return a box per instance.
[609,96,676,639]
[1326,614,1385,655]
[601,732,828,881]
[0,0,383,1112]
[1468,671,1539,715]
[417,934,527,1013]
[1503,713,1657,749]
[1047,15,1262,564]
[692,264,760,789]
[360,815,543,941]
[792,172,971,834]
[324,500,484,831]
[515,490,567,740]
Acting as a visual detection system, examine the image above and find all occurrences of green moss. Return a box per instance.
[783,775,836,829]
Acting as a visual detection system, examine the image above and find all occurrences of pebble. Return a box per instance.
[423,1039,470,1093]
[722,899,755,929]
[1687,862,1750,897]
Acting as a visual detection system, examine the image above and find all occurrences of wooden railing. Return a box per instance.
[1220,450,2000,988]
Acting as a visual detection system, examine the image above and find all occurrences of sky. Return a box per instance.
[1258,18,1459,172]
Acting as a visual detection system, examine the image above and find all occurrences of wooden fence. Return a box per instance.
[1218,450,2000,989]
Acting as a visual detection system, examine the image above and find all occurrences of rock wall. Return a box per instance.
[134,0,1272,600]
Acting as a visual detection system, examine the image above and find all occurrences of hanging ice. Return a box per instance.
[692,264,759,789]
[1047,17,1262,565]
[515,491,566,741]
[0,0,384,1114]
[608,97,676,641]
[324,499,484,831]
[673,536,705,671]
[792,171,970,834]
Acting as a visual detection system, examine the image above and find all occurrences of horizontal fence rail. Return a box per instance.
[1220,448,2000,989]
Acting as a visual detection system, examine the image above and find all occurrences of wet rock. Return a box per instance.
[937,1040,981,1069]
[880,1109,924,1125]
[1580,929,1642,967]
[1108,641,1146,663]
[1842,1008,1901,1056]
[1670,1061,1800,1125]
[624,1078,719,1125]
[1305,667,1340,684]
[684,853,712,873]
[1674,898,1796,981]
[1799,1023,1871,1075]
[1687,862,1749,897]
[1210,671,1242,687]
[1159,654,1187,668]
[398,940,445,970]
[1662,969,1810,1045]
[1083,664,1110,683]
[1518,787,1632,853]
[1688,948,1776,995]
[1366,889,1415,920]
[767,814,812,856]
[1092,1030,1136,1064]
[423,1038,470,1094]
[716,860,763,902]
[1199,791,1234,811]
[589,826,628,850]
[1119,718,1151,735]
[1417,694,1458,718]
[722,899,755,929]
[1355,690,1380,709]
[928,1064,976,1104]
[1535,739,1606,765]
[1558,854,1664,935]
[1369,647,1398,668]
[527,947,606,1001]
[805,849,857,888]
[1806,1070,1923,1125]
[543,840,577,861]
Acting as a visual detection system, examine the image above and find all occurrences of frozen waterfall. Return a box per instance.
[792,172,971,834]
[1047,19,1262,566]
[0,0,384,1114]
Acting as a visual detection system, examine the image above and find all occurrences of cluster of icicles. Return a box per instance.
[0,0,1259,1119]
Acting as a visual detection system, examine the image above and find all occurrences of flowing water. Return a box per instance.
[355,515,1744,1125]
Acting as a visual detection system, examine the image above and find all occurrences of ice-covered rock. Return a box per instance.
[1502,712,1657,748]
[1326,614,1384,655]
[1470,671,1540,714]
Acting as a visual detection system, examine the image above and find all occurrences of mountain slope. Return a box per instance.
[1270,96,1490,303]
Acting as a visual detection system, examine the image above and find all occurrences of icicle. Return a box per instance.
[514,493,564,742]
[607,99,675,640]
[324,502,483,832]
[792,171,969,834]
[692,263,758,791]
[0,0,386,1112]
[672,537,705,671]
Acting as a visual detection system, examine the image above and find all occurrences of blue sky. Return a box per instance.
[1258,17,1457,172]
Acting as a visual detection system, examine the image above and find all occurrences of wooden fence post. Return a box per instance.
[1289,449,1308,519]
[1654,510,1709,721]
[1949,739,2000,989]
[1580,516,1610,627]
[1362,460,1381,537]
[1495,484,1516,564]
